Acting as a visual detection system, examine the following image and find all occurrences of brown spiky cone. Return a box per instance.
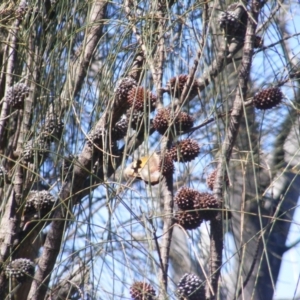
[175,210,202,230]
[174,186,204,230]
[206,169,229,191]
[167,74,188,98]
[22,138,50,163]
[112,77,137,123]
[111,117,128,140]
[194,193,220,221]
[254,36,263,48]
[6,82,30,109]
[42,115,64,142]
[175,186,199,210]
[87,118,126,149]
[126,109,145,130]
[115,77,137,104]
[127,86,157,112]
[218,2,247,38]
[253,87,283,110]
[152,108,170,134]
[159,152,174,177]
[5,258,35,283]
[177,273,205,300]
[167,74,198,99]
[169,139,200,162]
[125,86,156,131]
[86,125,105,147]
[24,190,56,220]
[152,108,194,135]
[177,273,206,300]
[206,169,217,191]
[130,281,156,300]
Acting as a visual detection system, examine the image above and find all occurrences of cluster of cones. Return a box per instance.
[89,72,283,165]
[5,82,65,163]
[129,272,205,300]
[96,11,283,297]
[175,186,219,230]
[120,74,201,185]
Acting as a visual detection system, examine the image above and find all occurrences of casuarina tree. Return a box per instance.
[0,0,299,299]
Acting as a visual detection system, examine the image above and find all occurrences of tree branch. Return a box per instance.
[158,175,174,299]
[210,1,261,298]
[27,2,108,298]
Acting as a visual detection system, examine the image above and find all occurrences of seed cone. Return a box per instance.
[169,139,200,162]
[6,83,30,109]
[22,138,50,163]
[127,86,157,112]
[175,187,199,210]
[159,153,174,177]
[153,108,194,135]
[254,35,263,48]
[168,74,188,97]
[194,193,219,221]
[130,281,156,300]
[86,126,105,147]
[176,111,194,133]
[206,169,229,191]
[42,116,64,141]
[115,77,137,105]
[5,258,35,283]
[126,109,145,130]
[111,118,128,140]
[177,273,205,300]
[24,190,56,219]
[219,10,239,35]
[253,87,283,110]
[152,108,170,134]
[175,210,202,230]
[167,74,198,98]
[218,3,247,38]
[206,169,217,191]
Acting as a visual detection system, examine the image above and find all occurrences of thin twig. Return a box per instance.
[163,39,245,104]
[210,1,262,298]
[0,12,21,146]
[147,216,165,280]
[177,2,209,107]
[123,0,158,89]
[158,175,174,299]
[234,234,261,300]
[153,1,166,107]
[187,99,253,134]
[152,2,174,297]
[0,1,25,295]
[256,1,283,34]
[27,2,108,299]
